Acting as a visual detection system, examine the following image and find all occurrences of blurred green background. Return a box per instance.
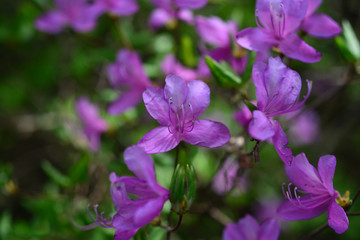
[1,0,360,239]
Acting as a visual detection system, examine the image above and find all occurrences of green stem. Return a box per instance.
[112,18,133,49]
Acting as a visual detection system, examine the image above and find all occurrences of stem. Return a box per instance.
[174,144,180,170]
[301,224,329,240]
[166,214,183,240]
[348,212,360,216]
[352,188,360,205]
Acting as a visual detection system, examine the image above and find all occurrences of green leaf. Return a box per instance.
[341,20,360,61]
[147,227,166,240]
[41,161,71,187]
[335,36,358,62]
[205,56,243,88]
[0,211,11,240]
[244,99,258,112]
[68,154,90,184]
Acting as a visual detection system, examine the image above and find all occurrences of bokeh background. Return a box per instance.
[1,0,360,239]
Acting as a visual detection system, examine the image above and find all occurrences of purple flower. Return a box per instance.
[212,157,247,195]
[277,153,349,234]
[35,0,101,34]
[76,97,108,152]
[149,0,207,29]
[223,215,280,240]
[285,109,320,146]
[94,0,138,16]
[90,145,169,240]
[248,57,311,165]
[236,0,322,63]
[107,49,151,115]
[196,16,248,77]
[301,0,341,38]
[234,104,253,132]
[138,75,230,154]
[161,54,198,83]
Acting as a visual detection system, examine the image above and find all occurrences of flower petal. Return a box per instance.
[277,198,328,221]
[114,229,138,240]
[149,8,174,29]
[251,61,268,111]
[106,0,138,16]
[258,218,280,240]
[248,110,275,141]
[124,145,156,184]
[143,86,170,126]
[272,121,293,166]
[164,75,188,112]
[302,13,342,38]
[175,0,207,9]
[279,33,322,63]
[234,105,253,130]
[138,126,181,154]
[134,197,168,227]
[223,223,247,240]
[236,28,277,51]
[327,200,349,234]
[35,11,67,34]
[182,120,230,148]
[108,90,143,115]
[237,215,260,240]
[285,153,325,194]
[196,16,230,47]
[185,80,210,119]
[318,155,336,195]
[305,0,323,18]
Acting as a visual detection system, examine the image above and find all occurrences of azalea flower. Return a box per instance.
[234,104,253,132]
[138,75,230,154]
[93,0,138,16]
[149,0,207,29]
[212,157,247,195]
[107,49,151,115]
[236,0,322,63]
[301,0,341,38]
[223,215,280,240]
[76,97,108,152]
[247,57,311,165]
[161,54,198,83]
[89,145,169,240]
[35,0,102,34]
[196,16,248,77]
[277,153,349,234]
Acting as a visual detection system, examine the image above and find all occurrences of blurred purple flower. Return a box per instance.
[76,97,108,152]
[94,0,139,16]
[90,145,169,240]
[107,49,151,115]
[35,0,102,34]
[248,57,311,165]
[223,215,280,240]
[277,153,349,234]
[138,75,230,154]
[234,104,253,132]
[161,54,198,83]
[196,16,248,77]
[285,109,320,146]
[301,0,341,38]
[149,0,207,29]
[236,0,322,63]
[212,157,247,195]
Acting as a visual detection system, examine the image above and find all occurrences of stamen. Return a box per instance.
[255,9,266,32]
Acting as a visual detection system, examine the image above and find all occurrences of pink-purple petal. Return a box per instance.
[318,155,336,195]
[236,28,277,51]
[114,229,138,240]
[185,80,210,119]
[175,0,207,9]
[149,8,174,29]
[302,13,342,38]
[138,126,181,154]
[258,218,280,240]
[108,90,143,115]
[164,75,188,111]
[248,110,275,141]
[196,16,230,47]
[327,200,349,234]
[143,86,170,126]
[305,0,323,18]
[272,121,293,166]
[134,197,168,227]
[35,11,67,34]
[182,120,230,148]
[222,222,247,240]
[277,198,328,221]
[237,215,260,240]
[278,33,322,63]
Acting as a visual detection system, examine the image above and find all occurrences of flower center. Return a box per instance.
[167,98,195,134]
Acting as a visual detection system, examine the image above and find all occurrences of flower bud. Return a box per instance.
[170,163,196,215]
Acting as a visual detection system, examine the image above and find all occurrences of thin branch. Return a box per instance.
[112,18,133,49]
[347,212,360,216]
[166,214,183,240]
[352,188,360,205]
[301,223,329,240]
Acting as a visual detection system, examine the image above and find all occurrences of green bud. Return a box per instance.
[169,164,196,215]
